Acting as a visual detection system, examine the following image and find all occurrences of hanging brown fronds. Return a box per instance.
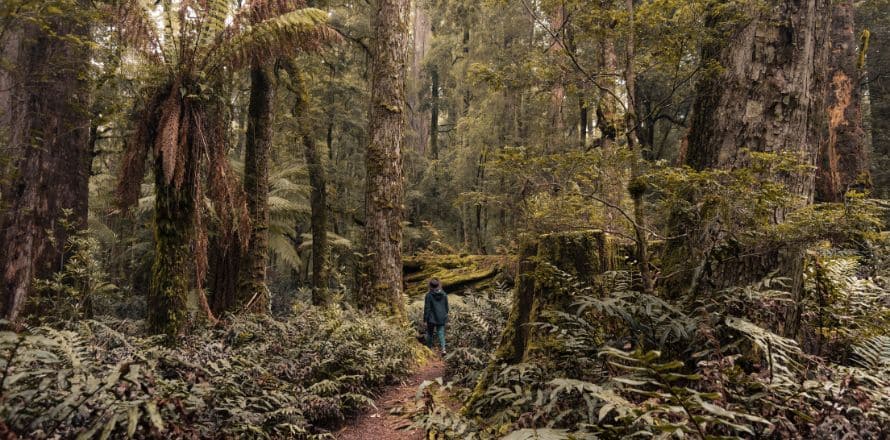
[117,89,166,209]
[233,0,306,27]
[154,88,183,186]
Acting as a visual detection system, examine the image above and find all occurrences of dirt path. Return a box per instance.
[334,357,445,440]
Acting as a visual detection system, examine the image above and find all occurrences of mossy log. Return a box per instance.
[402,254,507,296]
[464,230,614,413]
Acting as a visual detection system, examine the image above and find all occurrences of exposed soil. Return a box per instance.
[334,357,445,440]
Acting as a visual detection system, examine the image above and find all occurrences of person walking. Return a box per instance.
[423,278,449,355]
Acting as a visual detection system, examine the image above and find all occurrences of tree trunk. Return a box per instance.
[429,67,439,159]
[595,39,621,147]
[363,0,409,319]
[287,64,331,306]
[240,66,275,312]
[623,0,655,295]
[579,97,589,148]
[670,0,830,296]
[149,140,196,337]
[0,4,92,323]
[865,11,890,199]
[409,0,432,156]
[815,0,869,202]
[465,230,615,414]
[685,1,829,196]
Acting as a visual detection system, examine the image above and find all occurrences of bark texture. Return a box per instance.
[149,152,196,337]
[670,0,830,295]
[868,13,890,199]
[409,0,432,156]
[815,0,869,202]
[0,6,92,322]
[363,0,409,319]
[240,66,275,312]
[686,0,830,199]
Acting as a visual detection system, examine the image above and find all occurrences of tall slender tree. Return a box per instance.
[240,65,275,312]
[363,0,409,319]
[283,61,331,305]
[0,1,92,323]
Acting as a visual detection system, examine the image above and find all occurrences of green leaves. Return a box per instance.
[1,310,415,438]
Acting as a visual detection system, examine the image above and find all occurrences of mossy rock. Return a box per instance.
[403,254,507,296]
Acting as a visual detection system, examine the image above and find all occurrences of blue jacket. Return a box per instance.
[423,288,449,325]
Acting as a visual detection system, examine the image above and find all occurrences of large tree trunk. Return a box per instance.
[240,66,275,313]
[864,10,890,199]
[815,0,869,202]
[685,1,829,194]
[669,0,830,297]
[0,5,92,323]
[363,0,409,319]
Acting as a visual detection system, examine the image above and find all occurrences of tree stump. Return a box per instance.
[464,230,614,412]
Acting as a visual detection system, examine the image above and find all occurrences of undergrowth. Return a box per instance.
[0,306,417,439]
[410,252,890,439]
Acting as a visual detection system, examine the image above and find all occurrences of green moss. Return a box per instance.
[464,230,613,414]
[403,254,505,296]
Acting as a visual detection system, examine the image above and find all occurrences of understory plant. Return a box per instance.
[411,249,890,439]
[0,306,417,439]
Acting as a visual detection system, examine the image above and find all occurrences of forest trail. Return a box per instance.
[334,356,445,440]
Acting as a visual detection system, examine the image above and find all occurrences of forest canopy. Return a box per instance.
[1,0,889,438]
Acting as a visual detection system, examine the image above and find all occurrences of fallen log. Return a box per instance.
[402,254,508,296]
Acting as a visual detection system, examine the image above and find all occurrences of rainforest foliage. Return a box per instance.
[1,0,890,438]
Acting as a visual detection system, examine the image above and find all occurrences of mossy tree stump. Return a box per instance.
[464,230,614,412]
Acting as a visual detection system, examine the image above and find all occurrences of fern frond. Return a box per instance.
[852,336,890,369]
[204,8,329,72]
[269,233,301,271]
[160,0,183,68]
[725,317,804,386]
[197,0,233,53]
[269,196,310,216]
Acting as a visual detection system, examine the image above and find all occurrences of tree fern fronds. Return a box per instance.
[269,195,310,215]
[195,0,233,53]
[271,177,311,197]
[204,8,329,72]
[269,233,302,271]
[270,163,309,181]
[160,0,183,68]
[232,0,305,27]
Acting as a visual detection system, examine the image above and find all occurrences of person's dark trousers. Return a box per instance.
[426,323,445,351]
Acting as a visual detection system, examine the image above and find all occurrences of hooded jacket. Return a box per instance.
[423,288,449,325]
